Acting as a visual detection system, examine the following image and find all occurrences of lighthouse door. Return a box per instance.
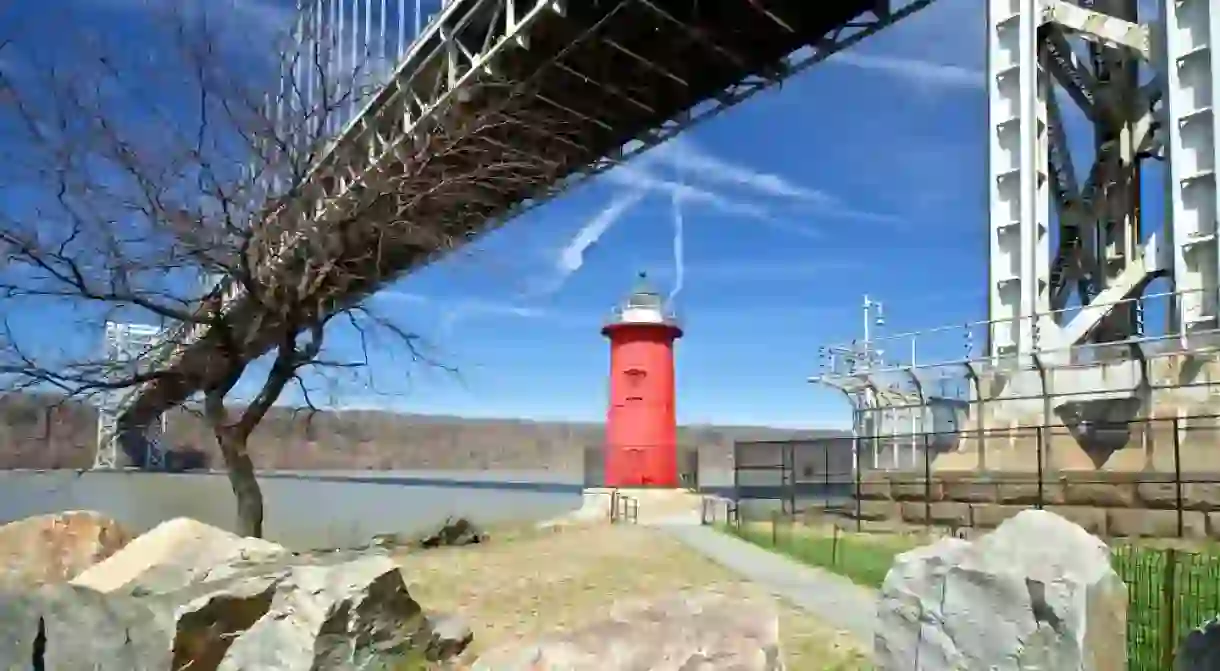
[620,367,648,486]
[624,448,646,487]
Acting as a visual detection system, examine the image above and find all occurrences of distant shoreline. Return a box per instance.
[0,468,751,497]
[1,468,584,493]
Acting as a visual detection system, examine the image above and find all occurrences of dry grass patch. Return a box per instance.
[396,524,871,669]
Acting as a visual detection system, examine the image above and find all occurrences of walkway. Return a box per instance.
[652,520,879,643]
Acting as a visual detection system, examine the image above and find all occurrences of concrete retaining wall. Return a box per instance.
[833,470,1220,540]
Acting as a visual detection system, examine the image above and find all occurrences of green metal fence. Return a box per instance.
[1114,545,1220,670]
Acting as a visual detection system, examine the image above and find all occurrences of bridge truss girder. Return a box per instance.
[109,0,939,436]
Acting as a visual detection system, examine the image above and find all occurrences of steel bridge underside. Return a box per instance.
[118,0,883,433]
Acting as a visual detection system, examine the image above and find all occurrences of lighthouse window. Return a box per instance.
[624,368,647,386]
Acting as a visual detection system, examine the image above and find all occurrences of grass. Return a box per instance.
[394,523,873,669]
[725,519,921,589]
[723,518,1220,670]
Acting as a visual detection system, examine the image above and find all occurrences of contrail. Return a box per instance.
[667,175,686,305]
[559,190,645,275]
[521,189,645,298]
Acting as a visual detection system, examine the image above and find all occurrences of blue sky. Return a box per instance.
[1,0,999,428]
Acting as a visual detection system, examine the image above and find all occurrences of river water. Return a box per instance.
[0,470,584,549]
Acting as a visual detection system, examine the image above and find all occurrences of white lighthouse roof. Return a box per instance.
[605,272,681,330]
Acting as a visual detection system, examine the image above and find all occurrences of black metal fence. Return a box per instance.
[733,438,855,516]
[731,415,1220,538]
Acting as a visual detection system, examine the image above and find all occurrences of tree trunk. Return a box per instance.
[200,332,312,540]
[215,428,265,538]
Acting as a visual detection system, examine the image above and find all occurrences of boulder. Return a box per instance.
[0,518,472,669]
[0,511,133,586]
[472,586,784,670]
[373,517,488,551]
[0,584,176,670]
[412,517,486,549]
[875,509,1127,671]
[422,612,475,663]
[3,550,471,670]
[368,517,486,552]
[201,552,449,669]
[72,517,288,593]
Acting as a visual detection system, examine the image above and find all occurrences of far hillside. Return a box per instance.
[0,394,845,473]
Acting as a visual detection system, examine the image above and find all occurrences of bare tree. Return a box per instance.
[0,3,562,536]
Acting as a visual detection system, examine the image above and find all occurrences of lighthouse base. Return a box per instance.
[604,446,679,489]
[603,475,680,489]
[566,487,703,525]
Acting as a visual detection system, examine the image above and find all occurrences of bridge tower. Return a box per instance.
[602,272,683,488]
[94,322,168,470]
[986,0,1217,356]
[811,0,1220,475]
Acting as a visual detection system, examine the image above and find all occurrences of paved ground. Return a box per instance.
[652,519,879,643]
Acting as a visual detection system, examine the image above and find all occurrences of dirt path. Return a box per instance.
[658,522,879,643]
[395,524,872,669]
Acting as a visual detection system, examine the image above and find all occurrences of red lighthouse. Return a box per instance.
[601,272,683,488]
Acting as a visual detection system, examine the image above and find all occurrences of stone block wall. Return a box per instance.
[834,470,1220,540]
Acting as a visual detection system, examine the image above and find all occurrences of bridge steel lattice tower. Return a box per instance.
[94,322,169,470]
[101,0,939,450]
[987,0,1217,357]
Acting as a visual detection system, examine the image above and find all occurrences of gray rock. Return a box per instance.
[423,612,474,662]
[368,517,486,552]
[409,517,486,550]
[2,545,471,670]
[215,552,436,670]
[875,509,1127,671]
[72,517,288,594]
[0,584,175,670]
[472,585,784,670]
[1177,616,1220,670]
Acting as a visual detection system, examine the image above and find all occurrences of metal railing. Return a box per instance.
[609,490,638,525]
[814,288,1220,380]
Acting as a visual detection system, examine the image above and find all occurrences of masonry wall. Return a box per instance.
[834,470,1220,540]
